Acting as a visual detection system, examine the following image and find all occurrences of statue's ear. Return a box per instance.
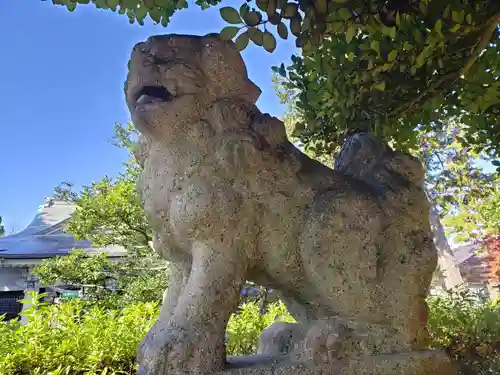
[200,34,261,105]
[133,135,150,168]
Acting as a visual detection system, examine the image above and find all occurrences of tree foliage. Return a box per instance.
[53,126,149,257]
[48,0,500,158]
[57,172,151,257]
[445,176,500,242]
[33,249,167,305]
[0,216,4,237]
[278,0,500,157]
[37,123,167,304]
[411,120,498,217]
[444,175,500,285]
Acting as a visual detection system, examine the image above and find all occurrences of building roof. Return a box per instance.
[0,198,126,259]
[452,242,496,285]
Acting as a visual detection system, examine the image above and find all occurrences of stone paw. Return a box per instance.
[294,317,408,364]
[137,325,225,375]
[257,322,305,356]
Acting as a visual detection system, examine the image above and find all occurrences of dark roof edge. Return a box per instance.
[0,253,125,260]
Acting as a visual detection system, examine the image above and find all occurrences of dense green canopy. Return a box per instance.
[50,0,500,159]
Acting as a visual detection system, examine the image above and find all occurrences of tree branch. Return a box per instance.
[390,12,500,120]
[115,211,151,246]
[460,13,500,77]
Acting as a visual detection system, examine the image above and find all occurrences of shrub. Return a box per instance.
[2,290,499,375]
[0,292,158,375]
[427,289,500,375]
[226,300,294,355]
[0,294,292,374]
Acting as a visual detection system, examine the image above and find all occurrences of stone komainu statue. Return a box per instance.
[125,34,454,375]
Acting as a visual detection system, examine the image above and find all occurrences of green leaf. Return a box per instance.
[452,11,464,24]
[263,30,277,53]
[374,81,385,91]
[434,19,442,35]
[388,50,397,62]
[220,7,242,25]
[148,8,162,23]
[466,13,472,25]
[290,16,301,36]
[278,62,286,76]
[256,0,269,12]
[220,26,239,41]
[135,5,147,21]
[382,27,396,39]
[282,2,298,18]
[248,27,264,46]
[66,2,77,11]
[94,0,108,8]
[266,0,277,17]
[143,0,154,9]
[345,26,355,43]
[106,0,118,8]
[338,7,350,20]
[234,31,250,51]
[243,11,261,26]
[415,52,426,68]
[314,0,327,15]
[277,0,287,9]
[268,12,282,25]
[121,0,139,7]
[176,0,187,9]
[239,3,250,18]
[277,22,288,40]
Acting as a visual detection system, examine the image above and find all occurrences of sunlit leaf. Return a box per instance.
[220,6,242,24]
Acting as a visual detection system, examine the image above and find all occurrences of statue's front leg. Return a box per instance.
[138,259,191,363]
[138,240,248,375]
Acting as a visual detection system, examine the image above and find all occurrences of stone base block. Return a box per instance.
[223,350,456,375]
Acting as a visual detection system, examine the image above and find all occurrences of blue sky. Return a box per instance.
[0,1,297,232]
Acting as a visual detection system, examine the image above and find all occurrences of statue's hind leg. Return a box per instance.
[299,192,380,322]
[293,193,397,363]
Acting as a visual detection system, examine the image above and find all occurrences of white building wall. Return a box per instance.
[0,267,28,291]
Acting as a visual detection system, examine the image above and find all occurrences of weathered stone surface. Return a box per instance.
[225,350,456,375]
[258,322,304,357]
[125,33,445,375]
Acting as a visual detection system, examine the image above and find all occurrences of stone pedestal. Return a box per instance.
[223,351,456,375]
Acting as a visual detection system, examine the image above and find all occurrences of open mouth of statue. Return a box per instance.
[135,85,173,106]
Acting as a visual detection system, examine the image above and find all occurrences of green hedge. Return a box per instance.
[1,290,499,375]
[0,293,158,375]
[427,289,500,375]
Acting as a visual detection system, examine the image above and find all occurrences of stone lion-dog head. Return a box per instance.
[125,34,292,167]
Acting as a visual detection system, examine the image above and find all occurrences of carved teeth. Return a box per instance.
[136,94,162,106]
